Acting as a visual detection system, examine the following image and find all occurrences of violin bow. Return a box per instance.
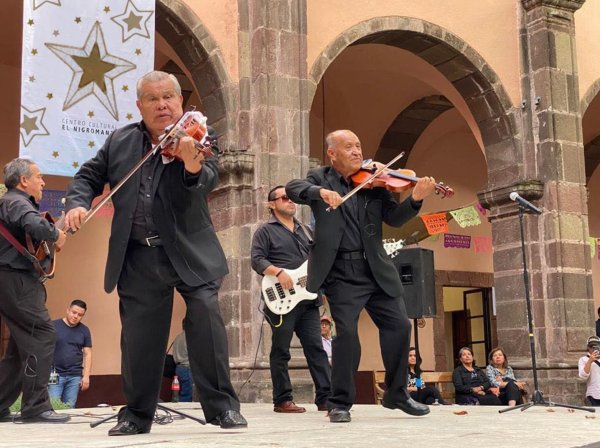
[326,151,405,212]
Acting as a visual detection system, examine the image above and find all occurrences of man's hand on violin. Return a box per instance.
[319,188,344,210]
[65,207,88,232]
[412,176,436,201]
[175,136,204,174]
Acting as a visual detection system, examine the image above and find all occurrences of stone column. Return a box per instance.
[231,0,313,402]
[480,0,591,404]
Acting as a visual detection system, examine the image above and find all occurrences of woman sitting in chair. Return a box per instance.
[452,347,501,405]
[486,347,526,406]
[407,347,446,405]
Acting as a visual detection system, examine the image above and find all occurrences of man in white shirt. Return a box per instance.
[578,335,600,406]
[321,315,333,365]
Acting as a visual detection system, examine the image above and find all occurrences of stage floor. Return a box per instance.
[1,403,599,448]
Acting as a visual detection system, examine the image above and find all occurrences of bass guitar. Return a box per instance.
[261,239,405,315]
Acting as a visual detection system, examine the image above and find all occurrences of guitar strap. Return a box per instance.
[296,220,314,245]
[0,219,47,279]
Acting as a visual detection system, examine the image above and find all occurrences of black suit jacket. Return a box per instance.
[286,166,420,297]
[65,122,228,293]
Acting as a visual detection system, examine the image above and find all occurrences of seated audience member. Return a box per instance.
[321,315,333,364]
[452,347,501,405]
[485,347,526,406]
[172,321,194,402]
[579,336,600,406]
[407,347,446,405]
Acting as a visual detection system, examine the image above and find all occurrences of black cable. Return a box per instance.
[235,303,266,398]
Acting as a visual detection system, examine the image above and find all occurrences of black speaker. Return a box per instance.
[392,247,436,319]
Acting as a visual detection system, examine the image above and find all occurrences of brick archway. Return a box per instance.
[375,95,454,166]
[308,16,519,187]
[156,0,234,141]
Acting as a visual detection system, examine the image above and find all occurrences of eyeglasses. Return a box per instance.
[272,195,291,202]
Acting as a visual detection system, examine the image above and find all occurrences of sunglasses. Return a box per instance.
[272,195,291,202]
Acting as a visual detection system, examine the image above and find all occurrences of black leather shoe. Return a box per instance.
[209,410,248,429]
[21,410,70,423]
[108,420,150,436]
[0,408,13,423]
[317,403,328,411]
[328,408,351,423]
[382,398,430,416]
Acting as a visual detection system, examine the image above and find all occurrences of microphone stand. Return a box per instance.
[499,204,594,413]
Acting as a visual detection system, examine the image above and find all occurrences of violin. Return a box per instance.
[350,164,454,198]
[159,110,214,160]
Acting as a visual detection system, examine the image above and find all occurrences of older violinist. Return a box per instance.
[286,129,436,423]
[64,71,246,435]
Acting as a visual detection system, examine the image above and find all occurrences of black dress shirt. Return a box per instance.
[0,188,58,272]
[251,215,312,274]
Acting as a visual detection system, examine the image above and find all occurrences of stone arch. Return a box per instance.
[375,95,454,166]
[156,0,234,140]
[308,16,519,186]
[581,78,600,117]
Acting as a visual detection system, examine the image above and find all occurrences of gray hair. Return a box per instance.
[3,158,36,189]
[136,70,182,99]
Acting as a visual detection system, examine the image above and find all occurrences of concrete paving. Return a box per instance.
[1,403,599,448]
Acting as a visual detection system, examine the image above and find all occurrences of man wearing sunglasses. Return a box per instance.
[251,186,331,414]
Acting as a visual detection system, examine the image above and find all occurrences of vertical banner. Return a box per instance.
[20,0,155,176]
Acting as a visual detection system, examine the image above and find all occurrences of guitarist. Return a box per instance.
[251,186,331,413]
[0,158,68,423]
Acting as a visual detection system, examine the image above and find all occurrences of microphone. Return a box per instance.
[509,192,542,215]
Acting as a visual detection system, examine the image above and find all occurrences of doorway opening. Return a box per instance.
[444,286,497,368]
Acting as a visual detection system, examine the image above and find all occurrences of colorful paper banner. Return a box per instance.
[420,212,448,235]
[0,184,6,199]
[444,233,471,249]
[476,203,488,216]
[473,236,493,253]
[449,206,481,228]
[39,189,66,218]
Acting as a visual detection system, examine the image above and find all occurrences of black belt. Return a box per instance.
[337,250,365,260]
[131,235,163,247]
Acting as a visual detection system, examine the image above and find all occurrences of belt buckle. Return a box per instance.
[145,235,159,246]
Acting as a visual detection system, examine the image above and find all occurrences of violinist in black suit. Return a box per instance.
[286,129,436,423]
[64,71,246,435]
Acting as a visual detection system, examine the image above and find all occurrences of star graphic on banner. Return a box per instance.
[46,93,53,99]
[45,21,136,120]
[111,0,154,43]
[52,151,59,158]
[88,111,95,118]
[31,49,38,55]
[122,85,129,92]
[88,141,95,148]
[75,17,82,24]
[104,6,111,13]
[134,48,141,56]
[72,162,79,169]
[29,75,36,82]
[126,113,133,120]
[33,0,61,10]
[53,30,60,37]
[27,19,34,26]
[20,106,49,147]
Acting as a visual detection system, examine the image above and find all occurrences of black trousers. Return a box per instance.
[266,301,331,405]
[410,386,444,405]
[499,379,522,405]
[323,259,411,410]
[0,270,55,417]
[116,244,240,429]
